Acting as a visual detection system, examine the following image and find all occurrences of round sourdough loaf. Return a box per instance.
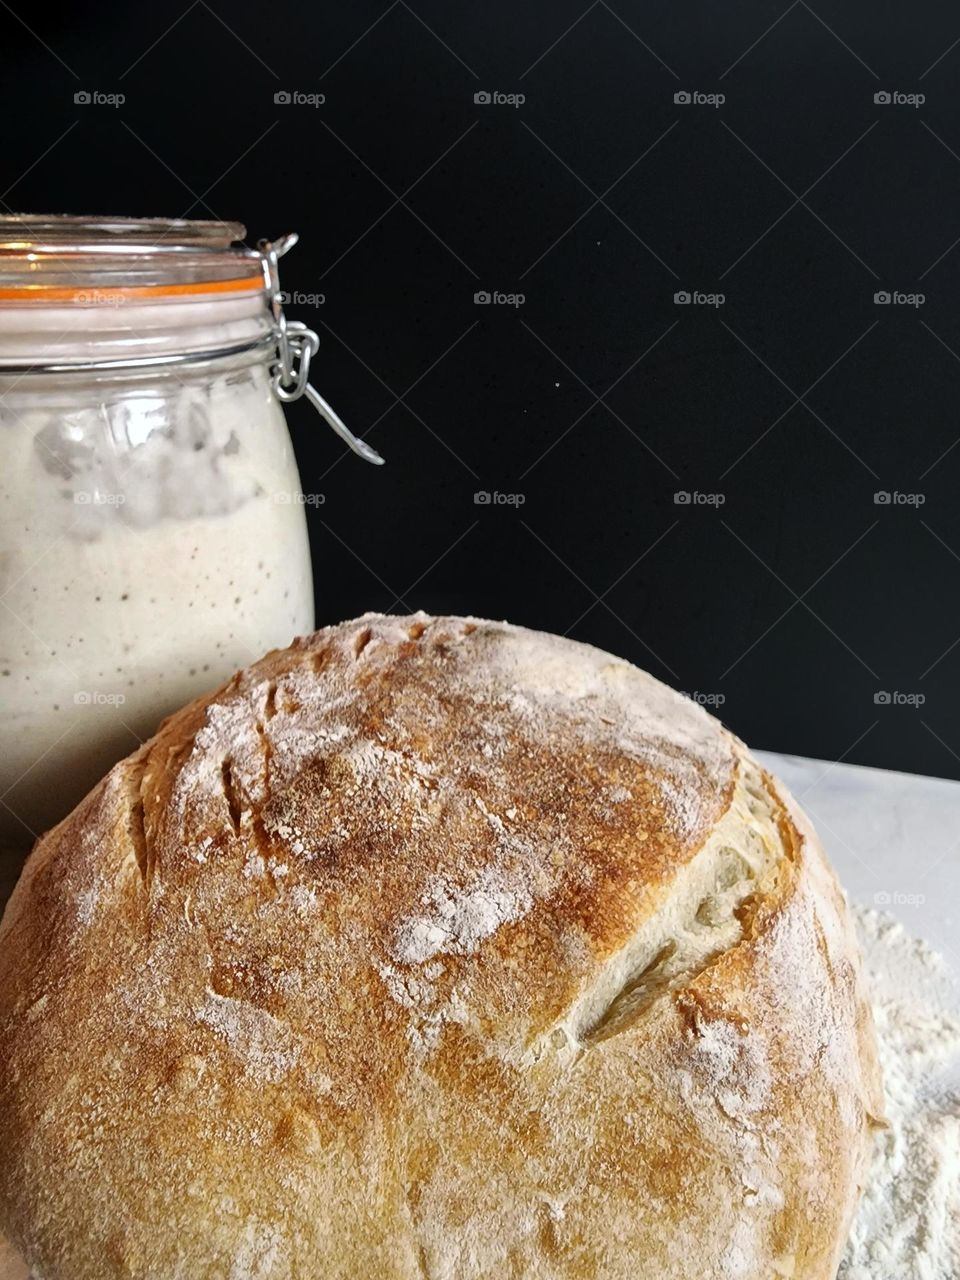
[0,614,882,1279]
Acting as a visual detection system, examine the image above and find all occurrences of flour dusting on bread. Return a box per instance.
[0,613,882,1280]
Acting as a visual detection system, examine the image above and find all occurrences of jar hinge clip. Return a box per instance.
[258,234,384,466]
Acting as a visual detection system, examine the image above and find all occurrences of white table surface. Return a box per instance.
[757,750,960,982]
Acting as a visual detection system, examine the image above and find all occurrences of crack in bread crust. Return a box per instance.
[525,758,791,1064]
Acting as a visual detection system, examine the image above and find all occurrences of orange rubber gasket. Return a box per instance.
[0,273,264,302]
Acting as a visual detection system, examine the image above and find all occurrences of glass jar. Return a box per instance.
[0,216,378,846]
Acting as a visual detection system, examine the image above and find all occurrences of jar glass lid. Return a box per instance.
[0,215,264,298]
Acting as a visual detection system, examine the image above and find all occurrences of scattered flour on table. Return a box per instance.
[838,906,960,1280]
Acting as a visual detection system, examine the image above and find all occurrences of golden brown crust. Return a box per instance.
[0,614,882,1279]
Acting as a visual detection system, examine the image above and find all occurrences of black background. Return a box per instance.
[4,0,960,779]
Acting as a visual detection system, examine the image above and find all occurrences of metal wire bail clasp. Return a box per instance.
[258,234,384,465]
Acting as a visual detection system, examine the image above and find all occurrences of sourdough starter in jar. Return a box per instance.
[0,219,317,843]
[0,357,314,841]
